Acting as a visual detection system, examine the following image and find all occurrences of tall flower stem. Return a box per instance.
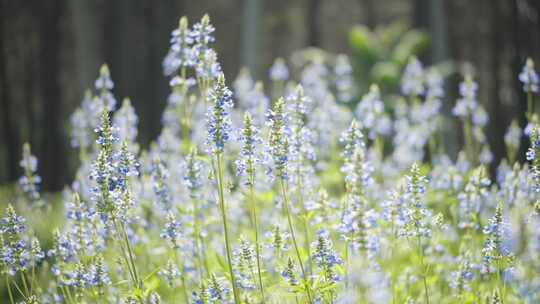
[527,90,534,121]
[6,277,15,304]
[216,153,240,304]
[280,178,314,304]
[248,176,265,299]
[417,235,430,304]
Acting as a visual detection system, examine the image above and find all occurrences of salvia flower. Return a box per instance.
[504,120,522,153]
[236,112,263,186]
[232,237,257,290]
[0,205,29,275]
[339,120,364,161]
[527,125,540,193]
[449,255,474,295]
[266,98,290,181]
[519,57,539,93]
[113,98,139,144]
[269,57,289,82]
[158,259,181,286]
[425,68,444,99]
[95,64,117,111]
[19,143,45,208]
[401,56,425,97]
[196,49,222,82]
[191,14,215,50]
[163,16,196,76]
[456,166,490,229]
[90,111,120,220]
[311,229,342,287]
[183,148,204,194]
[206,274,231,303]
[334,54,354,102]
[265,225,290,253]
[482,202,510,274]
[281,257,299,290]
[206,73,234,154]
[452,75,478,118]
[151,156,172,210]
[160,212,183,250]
[355,84,386,139]
[70,91,93,149]
[401,164,432,238]
[86,254,112,294]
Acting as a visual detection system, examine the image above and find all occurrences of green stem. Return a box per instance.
[527,90,534,121]
[280,178,314,304]
[192,196,207,277]
[216,154,241,304]
[174,250,190,304]
[248,181,265,300]
[120,222,141,289]
[463,119,474,165]
[417,235,430,304]
[6,276,15,304]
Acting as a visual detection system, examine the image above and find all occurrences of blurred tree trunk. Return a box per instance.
[241,0,263,77]
[0,0,70,190]
[69,0,103,93]
[0,0,18,182]
[445,0,540,167]
[307,0,321,47]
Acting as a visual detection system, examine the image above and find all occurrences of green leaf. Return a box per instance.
[370,61,400,84]
[391,30,429,65]
[349,25,378,62]
[143,266,161,282]
[144,277,160,295]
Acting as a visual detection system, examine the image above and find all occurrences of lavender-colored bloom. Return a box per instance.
[449,257,474,293]
[401,56,425,97]
[95,64,117,111]
[158,259,181,283]
[452,75,478,118]
[18,143,45,208]
[425,68,444,99]
[312,229,342,287]
[472,106,489,127]
[235,112,263,185]
[355,84,386,139]
[160,212,183,250]
[206,73,233,154]
[266,98,290,181]
[86,254,112,293]
[182,148,204,193]
[151,156,172,210]
[190,14,215,49]
[265,225,290,252]
[400,164,432,238]
[482,203,511,274]
[334,54,354,102]
[269,57,289,82]
[196,49,222,82]
[232,237,257,290]
[162,16,196,76]
[206,274,231,303]
[113,98,139,144]
[527,125,540,192]
[70,91,93,149]
[519,57,539,93]
[504,120,522,151]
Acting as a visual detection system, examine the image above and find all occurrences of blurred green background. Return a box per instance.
[1,0,539,192]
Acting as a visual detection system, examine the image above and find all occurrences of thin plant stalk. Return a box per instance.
[279,178,314,304]
[216,153,241,304]
[248,171,265,299]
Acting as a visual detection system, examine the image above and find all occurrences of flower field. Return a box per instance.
[2,14,540,304]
